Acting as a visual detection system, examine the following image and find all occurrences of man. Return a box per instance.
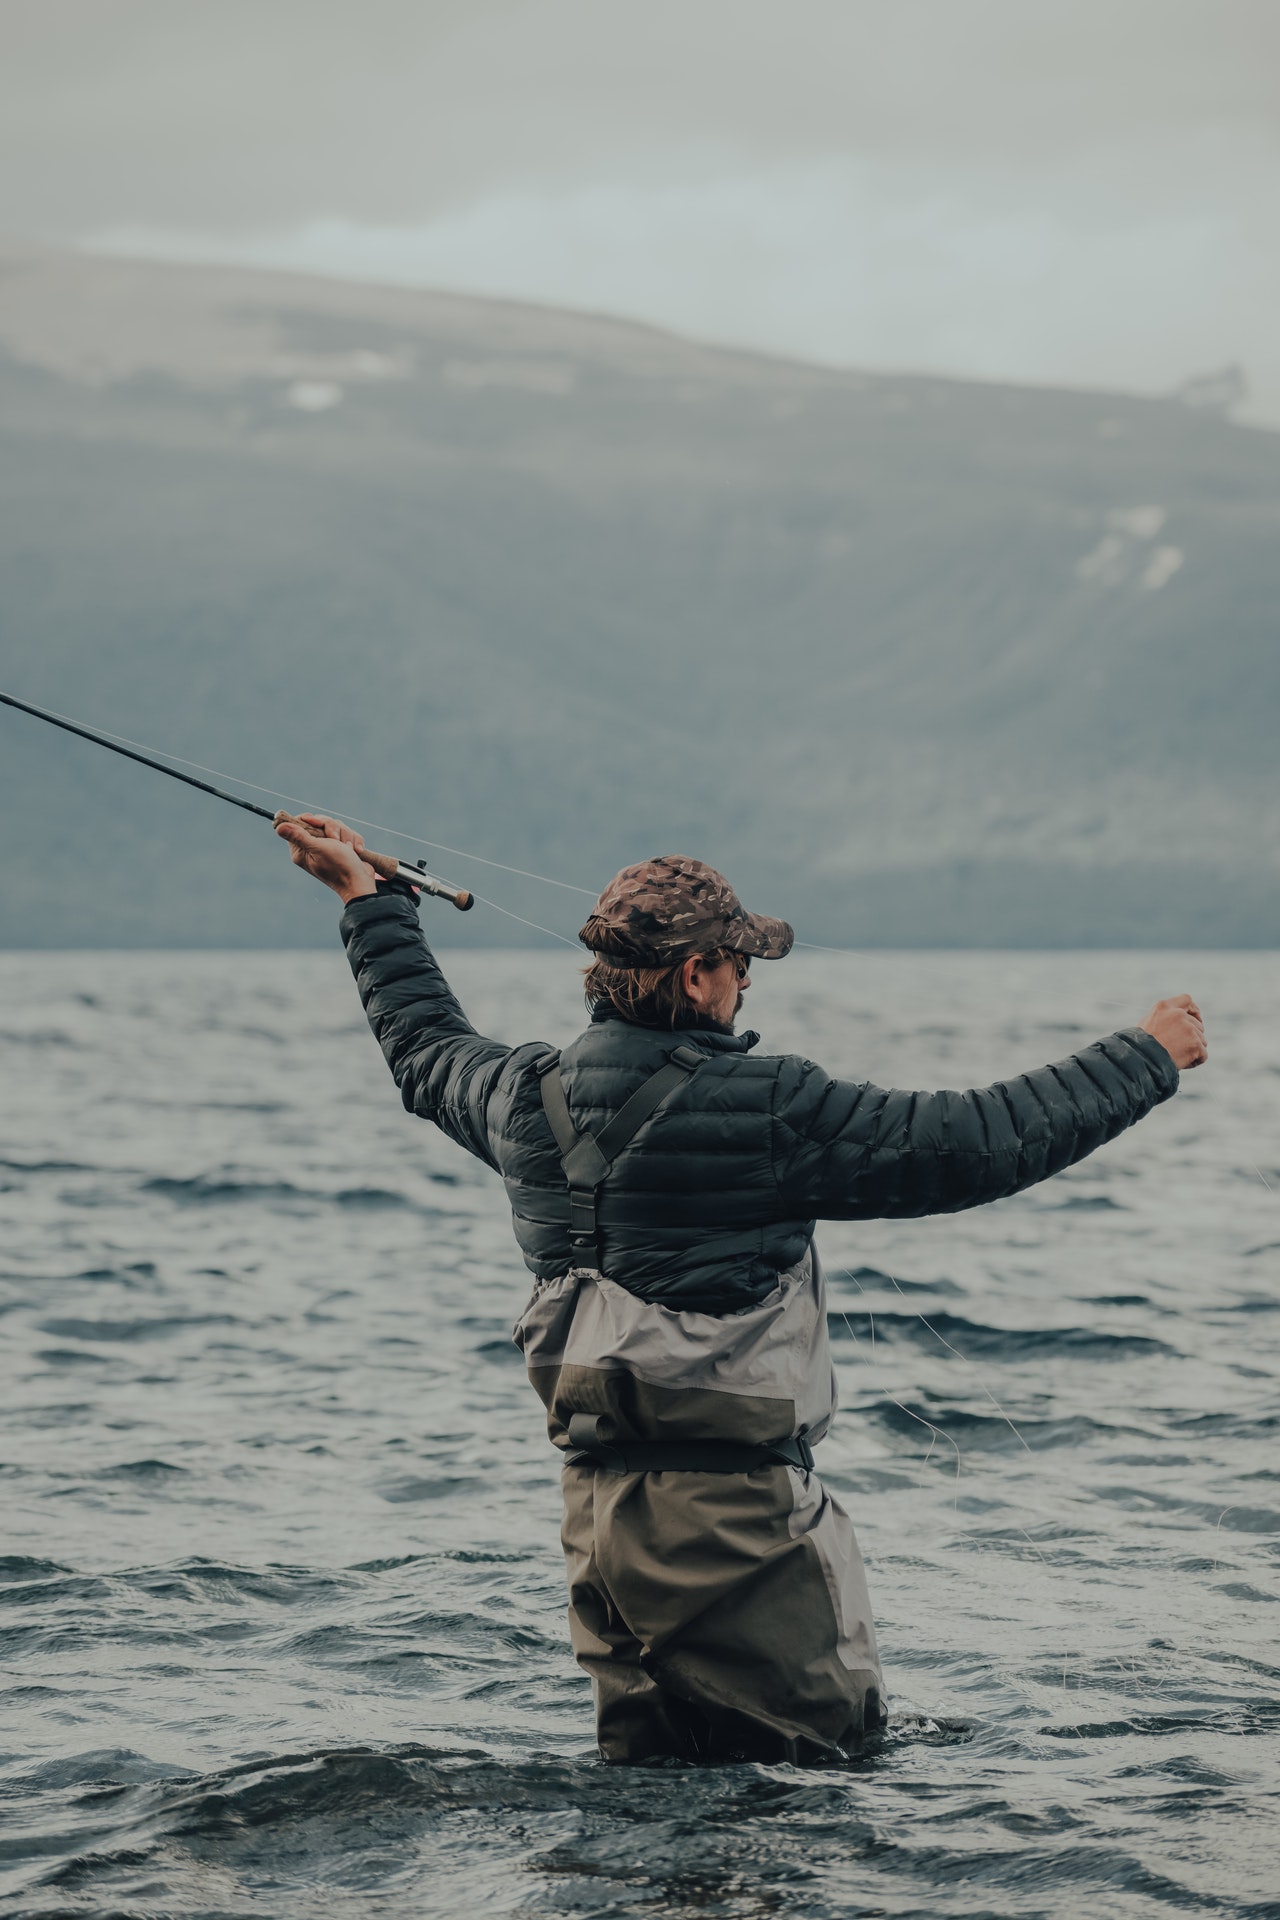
[277,812,1207,1766]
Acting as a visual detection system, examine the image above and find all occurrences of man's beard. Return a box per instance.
[720,989,745,1032]
[683,989,744,1034]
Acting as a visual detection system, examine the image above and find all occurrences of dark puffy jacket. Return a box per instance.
[341,892,1179,1313]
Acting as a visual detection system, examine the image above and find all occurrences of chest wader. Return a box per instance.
[520,1049,887,1767]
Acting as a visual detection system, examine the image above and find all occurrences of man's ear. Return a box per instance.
[680,954,707,1007]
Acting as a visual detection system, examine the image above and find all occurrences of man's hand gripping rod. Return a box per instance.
[273,813,474,910]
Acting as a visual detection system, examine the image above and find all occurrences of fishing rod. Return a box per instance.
[0,690,474,911]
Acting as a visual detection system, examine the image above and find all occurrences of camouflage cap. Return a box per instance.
[579,855,794,967]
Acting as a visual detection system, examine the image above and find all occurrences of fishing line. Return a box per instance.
[842,1277,1067,1609]
[838,1303,962,1496]
[857,1245,1271,1675]
[794,939,876,959]
[469,894,584,950]
[841,1287,1083,1736]
[1196,1076,1274,1194]
[840,1290,1105,1743]
[883,1273,1034,1457]
[873,1275,1080,1585]
[845,1268,1049,1558]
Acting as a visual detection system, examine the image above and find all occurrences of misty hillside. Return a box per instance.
[1,246,1277,948]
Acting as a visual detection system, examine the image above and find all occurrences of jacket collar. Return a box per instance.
[588,1005,759,1053]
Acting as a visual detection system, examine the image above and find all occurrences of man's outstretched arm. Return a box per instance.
[773,998,1206,1222]
[277,813,510,1169]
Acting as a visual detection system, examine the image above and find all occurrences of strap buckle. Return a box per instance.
[567,1191,598,1250]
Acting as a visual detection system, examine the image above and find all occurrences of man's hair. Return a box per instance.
[583,950,735,1029]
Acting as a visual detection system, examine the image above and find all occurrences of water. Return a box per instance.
[1,948,1277,1919]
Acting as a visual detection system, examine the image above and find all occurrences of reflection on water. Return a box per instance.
[1,949,1277,1918]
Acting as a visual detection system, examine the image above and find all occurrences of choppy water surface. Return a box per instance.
[1,948,1277,1919]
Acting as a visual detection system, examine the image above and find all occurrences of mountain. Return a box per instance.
[1,246,1276,948]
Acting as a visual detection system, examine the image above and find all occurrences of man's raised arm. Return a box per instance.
[276,813,510,1169]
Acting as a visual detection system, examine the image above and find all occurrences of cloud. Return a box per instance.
[86,148,1280,420]
[8,0,1280,417]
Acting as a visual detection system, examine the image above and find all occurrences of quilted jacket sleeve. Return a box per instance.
[772,1028,1179,1221]
[339,891,511,1170]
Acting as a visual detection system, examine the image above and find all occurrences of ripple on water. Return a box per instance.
[830,1308,1174,1361]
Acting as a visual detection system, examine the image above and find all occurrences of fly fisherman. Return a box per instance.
[277,813,1207,1766]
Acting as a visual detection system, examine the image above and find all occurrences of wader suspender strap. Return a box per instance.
[538,1044,704,1263]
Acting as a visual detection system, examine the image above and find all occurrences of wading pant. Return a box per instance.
[515,1251,886,1765]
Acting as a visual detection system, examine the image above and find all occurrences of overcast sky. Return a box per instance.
[4,0,1279,420]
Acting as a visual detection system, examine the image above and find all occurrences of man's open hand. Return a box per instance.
[1139,994,1207,1071]
[275,812,378,905]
